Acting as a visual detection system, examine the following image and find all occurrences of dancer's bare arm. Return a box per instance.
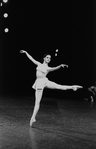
[48,64,68,72]
[20,50,40,65]
[88,86,95,95]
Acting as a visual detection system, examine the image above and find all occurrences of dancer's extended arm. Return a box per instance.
[48,64,68,72]
[20,50,40,65]
[88,86,95,95]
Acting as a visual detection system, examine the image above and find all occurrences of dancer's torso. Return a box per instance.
[36,63,49,78]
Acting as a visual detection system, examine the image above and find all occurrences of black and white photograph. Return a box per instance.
[0,0,96,149]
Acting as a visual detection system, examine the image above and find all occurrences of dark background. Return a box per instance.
[0,0,96,99]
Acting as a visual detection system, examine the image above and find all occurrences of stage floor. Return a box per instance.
[0,96,96,149]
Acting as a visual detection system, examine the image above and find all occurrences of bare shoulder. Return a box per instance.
[37,62,42,66]
[47,66,52,71]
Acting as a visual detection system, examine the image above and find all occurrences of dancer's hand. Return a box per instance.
[20,50,27,54]
[61,64,68,68]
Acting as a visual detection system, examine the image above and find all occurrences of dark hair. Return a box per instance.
[42,53,51,62]
[43,53,51,58]
[43,53,51,59]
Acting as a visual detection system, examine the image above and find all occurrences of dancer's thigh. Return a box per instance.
[46,80,59,89]
[35,89,43,104]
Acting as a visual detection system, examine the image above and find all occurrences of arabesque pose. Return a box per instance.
[20,50,83,127]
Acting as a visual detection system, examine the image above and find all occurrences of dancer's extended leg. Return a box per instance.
[30,89,43,127]
[47,81,82,91]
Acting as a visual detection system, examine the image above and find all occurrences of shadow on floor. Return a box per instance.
[0,96,96,149]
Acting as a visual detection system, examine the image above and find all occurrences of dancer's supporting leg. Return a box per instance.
[30,89,43,127]
[46,80,82,90]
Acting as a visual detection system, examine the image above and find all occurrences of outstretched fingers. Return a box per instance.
[61,64,68,68]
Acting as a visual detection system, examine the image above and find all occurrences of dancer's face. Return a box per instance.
[44,55,51,63]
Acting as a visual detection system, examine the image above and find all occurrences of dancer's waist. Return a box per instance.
[36,71,47,78]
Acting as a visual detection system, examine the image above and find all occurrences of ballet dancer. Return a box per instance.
[20,50,83,127]
[88,84,96,102]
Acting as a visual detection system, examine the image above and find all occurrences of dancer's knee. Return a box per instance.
[35,88,43,104]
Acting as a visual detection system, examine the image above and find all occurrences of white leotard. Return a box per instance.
[36,63,49,78]
[32,63,50,90]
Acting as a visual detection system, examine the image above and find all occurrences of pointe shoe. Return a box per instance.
[72,85,83,91]
[30,118,36,127]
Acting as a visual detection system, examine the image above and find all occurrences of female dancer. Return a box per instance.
[20,50,82,127]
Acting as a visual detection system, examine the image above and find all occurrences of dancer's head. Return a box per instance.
[43,54,51,64]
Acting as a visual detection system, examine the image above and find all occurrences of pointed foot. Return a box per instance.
[30,118,36,127]
[72,85,83,91]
